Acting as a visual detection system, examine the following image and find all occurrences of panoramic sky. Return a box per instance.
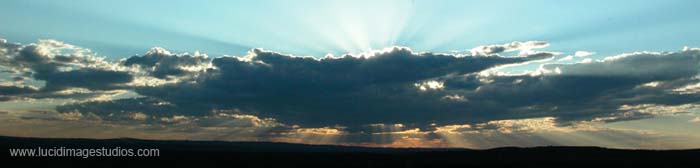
[1,0,700,149]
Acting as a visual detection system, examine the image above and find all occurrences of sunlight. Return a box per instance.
[302,0,414,55]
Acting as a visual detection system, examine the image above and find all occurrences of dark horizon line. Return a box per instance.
[2,135,698,152]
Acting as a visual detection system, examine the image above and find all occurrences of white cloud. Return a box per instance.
[415,80,444,91]
[442,94,467,101]
[578,58,594,63]
[558,55,574,61]
[575,51,595,57]
[470,41,549,55]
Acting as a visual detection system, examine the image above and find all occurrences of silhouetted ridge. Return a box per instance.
[1,136,698,168]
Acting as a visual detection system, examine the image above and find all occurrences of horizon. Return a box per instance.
[2,0,700,150]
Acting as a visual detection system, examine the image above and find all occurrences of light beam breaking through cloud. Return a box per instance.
[2,0,700,149]
[1,38,700,148]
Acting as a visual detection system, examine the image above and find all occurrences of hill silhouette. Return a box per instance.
[1,136,698,167]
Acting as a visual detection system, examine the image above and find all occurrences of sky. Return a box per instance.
[1,0,700,149]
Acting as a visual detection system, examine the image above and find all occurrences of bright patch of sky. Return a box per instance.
[2,0,699,62]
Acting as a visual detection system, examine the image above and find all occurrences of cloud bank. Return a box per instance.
[2,38,700,146]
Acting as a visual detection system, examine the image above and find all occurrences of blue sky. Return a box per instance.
[2,0,699,59]
[2,0,700,148]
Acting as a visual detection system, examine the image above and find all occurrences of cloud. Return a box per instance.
[458,49,700,124]
[470,41,549,55]
[3,38,700,138]
[131,46,553,129]
[36,68,133,91]
[0,39,133,101]
[575,51,595,57]
[426,117,679,149]
[0,85,39,101]
[558,55,574,61]
[123,47,210,79]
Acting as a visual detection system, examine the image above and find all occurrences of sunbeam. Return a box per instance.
[2,0,700,151]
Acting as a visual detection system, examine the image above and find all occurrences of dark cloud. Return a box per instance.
[129,47,700,130]
[448,49,700,123]
[123,47,210,79]
[0,39,133,99]
[35,69,133,91]
[56,97,209,121]
[0,85,38,95]
[130,47,553,129]
[0,85,38,101]
[5,38,700,134]
[470,41,549,55]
